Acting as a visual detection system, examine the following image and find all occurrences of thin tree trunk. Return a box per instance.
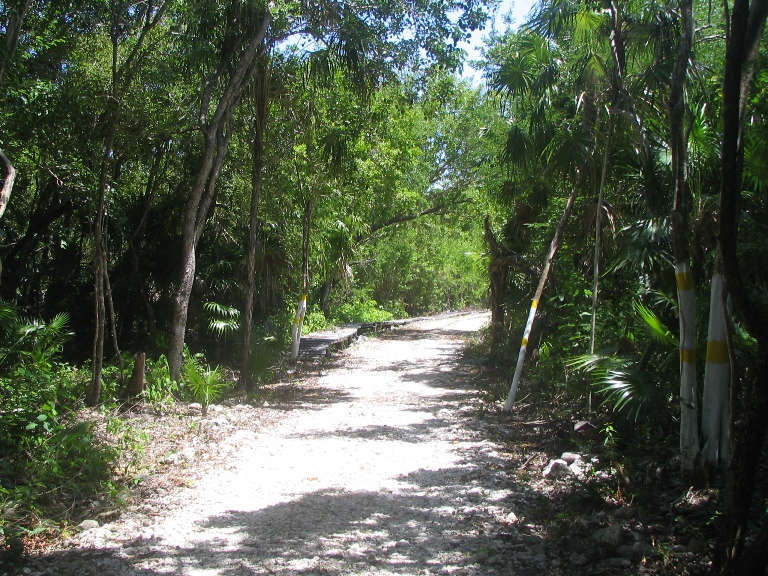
[589,111,613,354]
[90,219,106,406]
[242,58,269,392]
[103,259,123,385]
[503,181,580,412]
[128,141,168,339]
[290,197,313,363]
[666,0,699,472]
[0,148,15,221]
[0,0,32,90]
[484,216,507,352]
[701,267,730,467]
[88,0,171,404]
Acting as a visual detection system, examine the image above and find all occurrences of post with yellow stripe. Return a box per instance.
[503,299,539,412]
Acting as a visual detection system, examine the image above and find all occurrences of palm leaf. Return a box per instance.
[634,302,677,348]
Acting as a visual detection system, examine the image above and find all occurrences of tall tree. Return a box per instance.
[168,1,272,381]
[714,0,768,571]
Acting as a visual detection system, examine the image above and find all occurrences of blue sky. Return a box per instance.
[460,0,538,84]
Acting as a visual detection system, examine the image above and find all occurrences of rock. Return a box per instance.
[543,459,571,479]
[593,525,623,546]
[569,553,588,566]
[324,549,344,559]
[618,542,654,560]
[78,519,99,531]
[188,403,202,414]
[599,557,632,568]
[568,462,585,479]
[560,452,582,464]
[573,421,600,440]
[395,539,409,549]
[505,512,519,525]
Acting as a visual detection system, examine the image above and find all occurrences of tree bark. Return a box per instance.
[484,216,507,352]
[714,0,768,570]
[0,0,32,90]
[168,11,272,382]
[88,0,171,405]
[242,56,270,392]
[0,148,15,222]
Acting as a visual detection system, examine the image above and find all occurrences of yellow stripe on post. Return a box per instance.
[706,341,729,365]
[531,299,539,309]
[676,272,695,291]
[680,347,697,365]
[521,338,529,348]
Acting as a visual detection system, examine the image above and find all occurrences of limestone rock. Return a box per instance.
[543,459,571,479]
[78,519,99,531]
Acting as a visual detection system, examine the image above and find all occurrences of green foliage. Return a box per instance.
[182,356,230,416]
[204,302,241,337]
[144,355,181,405]
[302,307,334,334]
[0,304,117,550]
[333,297,394,324]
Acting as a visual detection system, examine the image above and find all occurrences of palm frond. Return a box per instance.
[634,302,676,348]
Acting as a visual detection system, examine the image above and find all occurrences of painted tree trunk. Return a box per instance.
[701,271,730,467]
[290,295,307,362]
[675,261,700,469]
[503,184,579,412]
[666,0,699,472]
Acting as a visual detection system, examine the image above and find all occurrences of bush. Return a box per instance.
[332,297,394,324]
[0,304,118,553]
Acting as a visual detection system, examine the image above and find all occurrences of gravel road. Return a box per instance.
[22,312,545,576]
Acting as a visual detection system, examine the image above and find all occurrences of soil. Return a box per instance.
[9,311,711,575]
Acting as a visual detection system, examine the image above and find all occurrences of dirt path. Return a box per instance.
[26,312,553,575]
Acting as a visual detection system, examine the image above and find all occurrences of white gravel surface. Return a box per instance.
[22,312,548,576]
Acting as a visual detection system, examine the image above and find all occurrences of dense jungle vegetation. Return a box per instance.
[1,0,768,573]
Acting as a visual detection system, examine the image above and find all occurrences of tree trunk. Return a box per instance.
[666,0,699,472]
[0,148,16,222]
[87,0,171,405]
[484,216,507,352]
[289,197,314,363]
[701,268,731,468]
[242,57,269,392]
[503,181,580,412]
[0,0,32,90]
[168,12,272,382]
[589,110,613,354]
[714,0,768,570]
[126,352,146,399]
